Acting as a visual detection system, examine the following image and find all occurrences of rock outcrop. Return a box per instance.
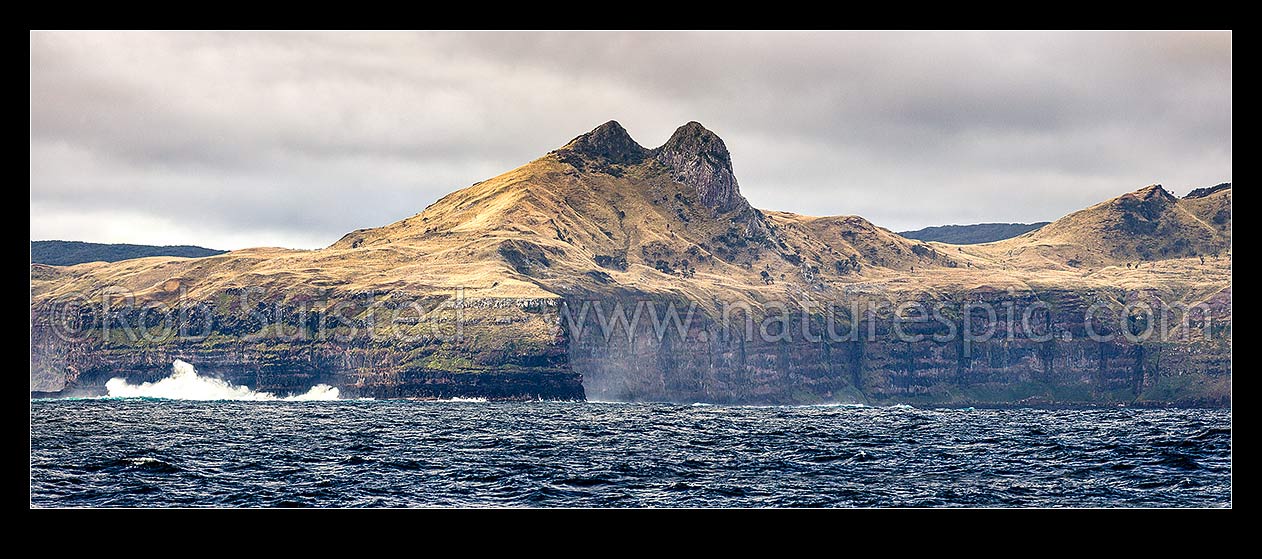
[559,120,649,165]
[653,121,746,213]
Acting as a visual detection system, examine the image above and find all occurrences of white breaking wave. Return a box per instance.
[105,360,339,401]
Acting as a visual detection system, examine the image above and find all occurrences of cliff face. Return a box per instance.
[31,296,582,400]
[569,288,1231,407]
[30,121,1232,406]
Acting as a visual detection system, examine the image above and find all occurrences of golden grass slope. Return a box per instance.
[31,128,1231,316]
[980,185,1231,270]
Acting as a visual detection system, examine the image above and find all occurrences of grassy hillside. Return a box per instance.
[32,123,1231,319]
[979,184,1231,269]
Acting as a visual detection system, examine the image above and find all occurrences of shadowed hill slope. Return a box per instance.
[899,223,1050,244]
[31,240,226,266]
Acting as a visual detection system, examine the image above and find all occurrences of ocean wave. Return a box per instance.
[104,360,339,401]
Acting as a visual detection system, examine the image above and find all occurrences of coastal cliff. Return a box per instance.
[569,288,1231,407]
[30,122,1232,406]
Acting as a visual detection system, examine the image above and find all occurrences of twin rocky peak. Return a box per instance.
[557,120,749,214]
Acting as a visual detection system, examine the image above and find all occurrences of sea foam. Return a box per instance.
[105,360,339,401]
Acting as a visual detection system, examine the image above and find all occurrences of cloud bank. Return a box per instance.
[30,31,1231,249]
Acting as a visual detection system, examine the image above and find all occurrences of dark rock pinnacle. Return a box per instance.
[561,120,648,165]
[558,120,761,223]
[652,121,745,213]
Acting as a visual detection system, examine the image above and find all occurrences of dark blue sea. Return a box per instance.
[30,400,1231,507]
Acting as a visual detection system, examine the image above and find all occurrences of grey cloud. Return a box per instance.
[30,31,1231,248]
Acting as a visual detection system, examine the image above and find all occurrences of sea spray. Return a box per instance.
[105,360,339,401]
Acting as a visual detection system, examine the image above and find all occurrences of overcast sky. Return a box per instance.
[30,31,1232,250]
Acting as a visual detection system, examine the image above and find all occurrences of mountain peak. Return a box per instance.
[560,120,648,165]
[672,120,718,139]
[653,121,744,213]
[1119,184,1177,214]
[657,121,733,170]
[1023,181,1228,264]
[1134,184,1175,199]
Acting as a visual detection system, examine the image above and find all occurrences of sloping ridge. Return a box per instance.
[985,183,1232,268]
[898,222,1050,245]
[31,240,226,266]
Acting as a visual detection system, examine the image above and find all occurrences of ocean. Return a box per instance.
[30,399,1231,507]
